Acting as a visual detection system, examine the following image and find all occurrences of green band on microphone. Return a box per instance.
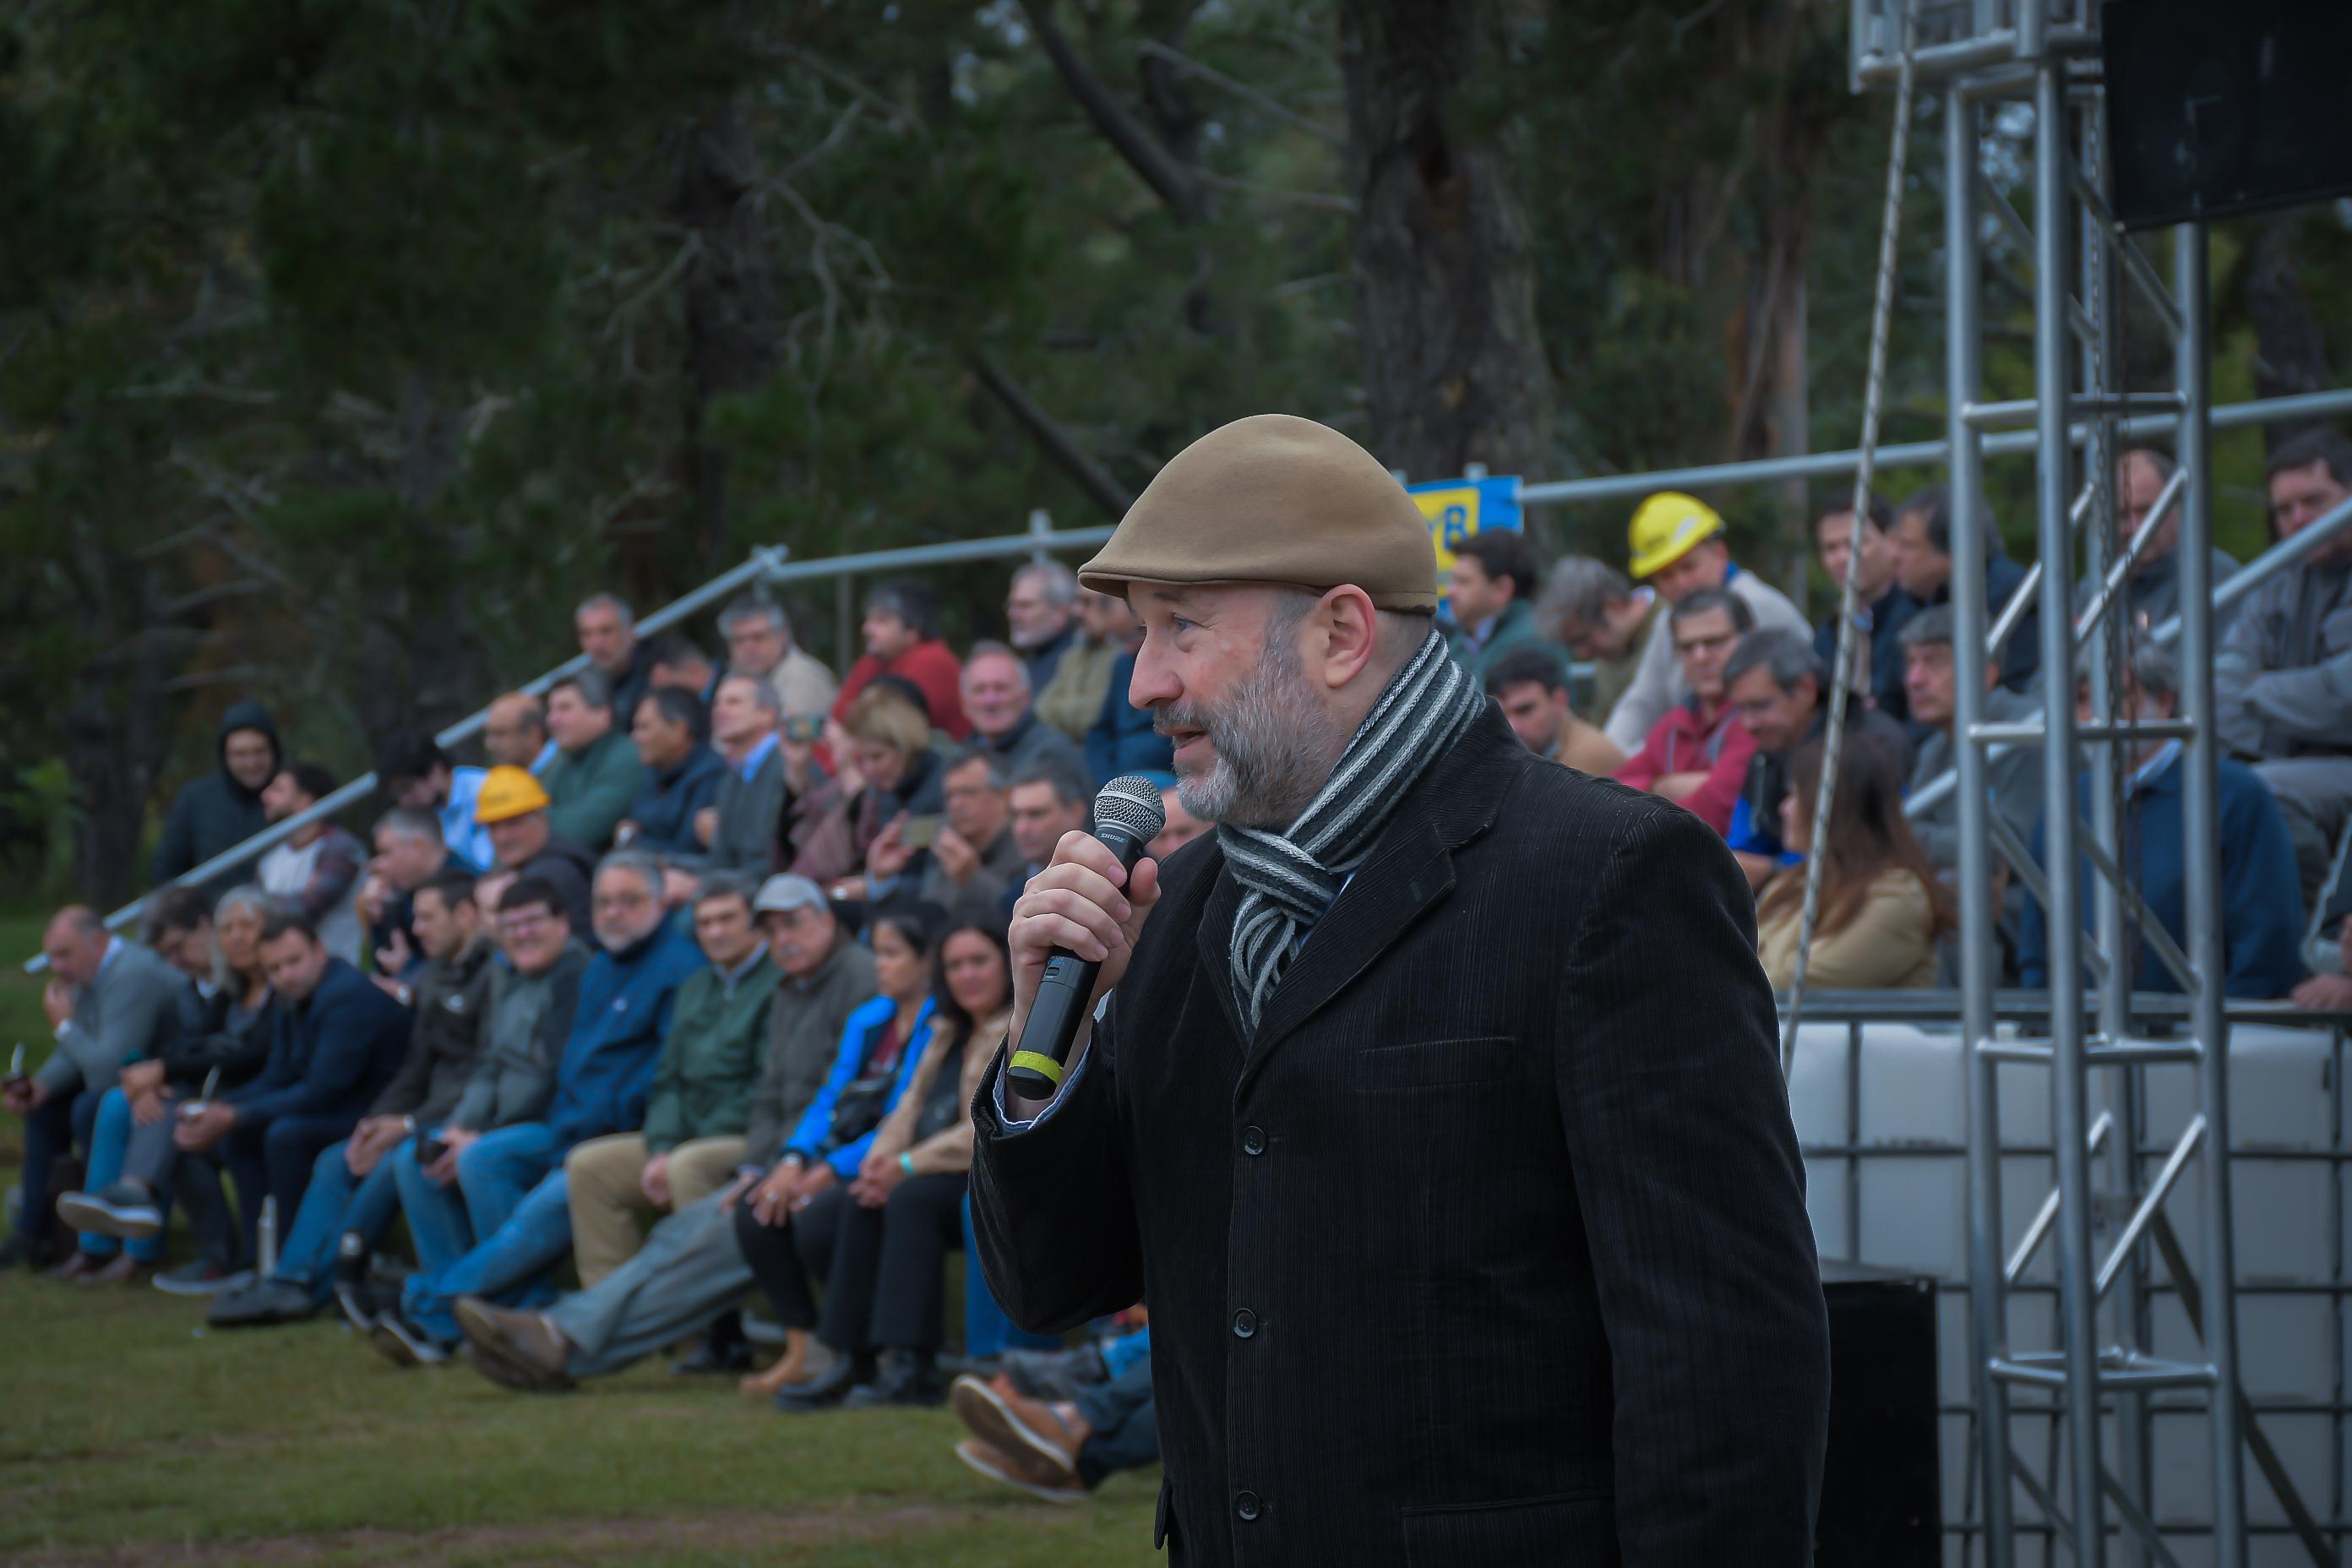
[1009,1050,1065,1086]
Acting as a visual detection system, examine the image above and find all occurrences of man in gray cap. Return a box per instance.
[967,414,1829,1564]
[448,874,876,1387]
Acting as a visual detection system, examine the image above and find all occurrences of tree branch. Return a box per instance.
[1135,40,1342,145]
[1019,0,1205,222]
[964,351,1134,520]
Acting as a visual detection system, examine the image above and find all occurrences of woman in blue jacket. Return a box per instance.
[732,909,937,1396]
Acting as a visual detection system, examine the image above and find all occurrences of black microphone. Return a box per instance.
[1004,775,1168,1097]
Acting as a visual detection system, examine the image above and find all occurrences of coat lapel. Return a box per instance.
[1232,704,1528,1096]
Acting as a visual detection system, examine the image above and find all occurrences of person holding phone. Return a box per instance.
[869,749,1025,918]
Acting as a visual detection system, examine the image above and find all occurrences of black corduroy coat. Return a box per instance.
[972,705,1831,1566]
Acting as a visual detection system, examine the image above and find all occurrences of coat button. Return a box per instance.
[1236,1490,1261,1522]
[1241,1126,1266,1156]
[1233,1308,1256,1339]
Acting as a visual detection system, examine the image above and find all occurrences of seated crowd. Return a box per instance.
[3,562,1206,1505]
[8,435,2349,1505]
[1516,427,2352,1004]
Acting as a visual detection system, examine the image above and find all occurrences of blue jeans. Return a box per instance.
[389,1134,480,1278]
[455,1123,563,1239]
[962,1193,1056,1358]
[79,1088,166,1262]
[399,1167,576,1345]
[270,1135,409,1299]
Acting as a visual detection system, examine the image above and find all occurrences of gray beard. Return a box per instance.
[1163,639,1349,831]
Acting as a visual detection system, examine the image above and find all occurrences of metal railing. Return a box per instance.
[1514,386,2352,509]
[24,521,1127,972]
[30,379,2352,975]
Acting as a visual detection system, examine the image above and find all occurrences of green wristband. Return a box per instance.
[898,1152,917,1178]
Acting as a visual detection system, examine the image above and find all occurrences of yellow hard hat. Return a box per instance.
[1627,492,1726,580]
[473,765,550,825]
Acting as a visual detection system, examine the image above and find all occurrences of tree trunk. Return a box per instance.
[673,101,781,574]
[2246,213,2333,455]
[1338,0,1553,483]
[61,537,174,906]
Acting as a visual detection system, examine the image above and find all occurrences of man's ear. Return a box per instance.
[1309,586,1380,692]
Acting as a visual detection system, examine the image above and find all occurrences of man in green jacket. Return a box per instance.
[539,670,645,852]
[560,872,779,1288]
[1444,530,1568,683]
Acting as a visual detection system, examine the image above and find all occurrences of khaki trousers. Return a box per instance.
[564,1132,748,1288]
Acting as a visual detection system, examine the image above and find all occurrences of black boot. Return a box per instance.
[670,1309,753,1375]
[773,1349,875,1413]
[844,1349,943,1409]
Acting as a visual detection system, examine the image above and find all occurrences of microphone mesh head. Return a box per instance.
[1094,774,1169,847]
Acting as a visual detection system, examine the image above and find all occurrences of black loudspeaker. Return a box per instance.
[1817,1260,1941,1566]
[2104,0,2352,229]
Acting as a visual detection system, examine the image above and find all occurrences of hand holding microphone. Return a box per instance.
[1004,776,1168,1098]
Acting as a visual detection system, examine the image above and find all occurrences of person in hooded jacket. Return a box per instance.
[153,701,282,900]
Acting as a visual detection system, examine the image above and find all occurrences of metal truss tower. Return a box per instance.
[1852,3,2322,1563]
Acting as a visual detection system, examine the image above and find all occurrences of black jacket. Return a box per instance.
[972,706,1829,1567]
[368,936,498,1125]
[151,980,276,1094]
[152,700,280,898]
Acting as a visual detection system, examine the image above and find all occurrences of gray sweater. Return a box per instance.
[36,939,183,1097]
[2215,556,2352,760]
[444,943,591,1131]
[1907,683,2044,872]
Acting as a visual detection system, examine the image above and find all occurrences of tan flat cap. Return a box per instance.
[1078,414,1440,612]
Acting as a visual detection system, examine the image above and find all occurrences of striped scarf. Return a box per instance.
[1217,628,1484,1032]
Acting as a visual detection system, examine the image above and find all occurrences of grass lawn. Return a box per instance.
[0,912,1157,1565]
[0,1257,1159,1567]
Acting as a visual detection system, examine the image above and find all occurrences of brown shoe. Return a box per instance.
[83,1254,153,1287]
[453,1296,573,1391]
[43,1251,101,1282]
[950,1373,1079,1484]
[954,1439,1086,1505]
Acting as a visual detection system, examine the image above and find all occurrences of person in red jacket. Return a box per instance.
[830,579,969,742]
[1613,587,1758,836]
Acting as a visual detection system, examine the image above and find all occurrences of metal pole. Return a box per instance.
[33,520,1146,972]
[2150,489,2352,645]
[1948,79,2017,1568]
[2078,89,2149,1568]
[2175,219,2250,1568]
[24,544,797,972]
[1904,491,2352,825]
[1511,386,2352,509]
[1026,508,1054,566]
[2033,57,2105,1565]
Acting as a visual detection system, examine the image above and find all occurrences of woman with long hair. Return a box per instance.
[733,908,939,1397]
[753,917,1016,1412]
[1756,732,1952,990]
[786,682,946,893]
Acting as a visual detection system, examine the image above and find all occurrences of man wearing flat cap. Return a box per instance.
[968,415,1830,1565]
